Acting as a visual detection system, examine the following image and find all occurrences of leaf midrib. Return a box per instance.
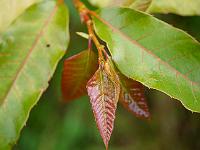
[99,66,108,143]
[91,10,200,88]
[1,3,58,105]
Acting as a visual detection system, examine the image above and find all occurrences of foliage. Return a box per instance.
[62,49,98,101]
[92,7,200,112]
[0,0,40,32]
[0,0,200,149]
[89,0,200,15]
[119,73,150,119]
[0,0,69,149]
[87,59,120,149]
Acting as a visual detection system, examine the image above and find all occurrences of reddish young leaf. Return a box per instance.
[62,50,98,101]
[120,74,150,119]
[86,59,120,149]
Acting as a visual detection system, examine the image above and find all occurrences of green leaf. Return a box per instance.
[89,0,152,11]
[89,0,200,16]
[0,0,41,33]
[92,8,200,112]
[148,0,200,16]
[0,0,69,149]
[62,50,98,101]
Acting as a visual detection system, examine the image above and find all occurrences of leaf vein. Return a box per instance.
[1,4,58,105]
[91,11,200,87]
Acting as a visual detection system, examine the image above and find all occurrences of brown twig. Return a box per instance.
[73,0,108,62]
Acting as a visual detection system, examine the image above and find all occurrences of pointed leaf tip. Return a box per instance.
[62,50,98,101]
[87,60,120,148]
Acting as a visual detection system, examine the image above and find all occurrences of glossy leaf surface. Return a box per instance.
[87,60,120,149]
[0,1,69,149]
[62,50,98,101]
[120,74,150,119]
[93,8,200,112]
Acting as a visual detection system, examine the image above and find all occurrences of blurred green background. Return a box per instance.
[14,1,200,150]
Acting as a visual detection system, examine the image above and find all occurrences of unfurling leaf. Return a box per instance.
[120,74,150,119]
[62,50,98,101]
[86,59,120,149]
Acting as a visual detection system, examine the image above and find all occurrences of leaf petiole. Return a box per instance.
[73,0,109,63]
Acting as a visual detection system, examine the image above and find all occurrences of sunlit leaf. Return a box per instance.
[89,0,200,16]
[0,1,69,148]
[130,0,152,11]
[62,50,98,101]
[92,8,200,112]
[148,0,200,16]
[0,0,41,33]
[86,59,120,149]
[89,0,152,11]
[120,74,150,119]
